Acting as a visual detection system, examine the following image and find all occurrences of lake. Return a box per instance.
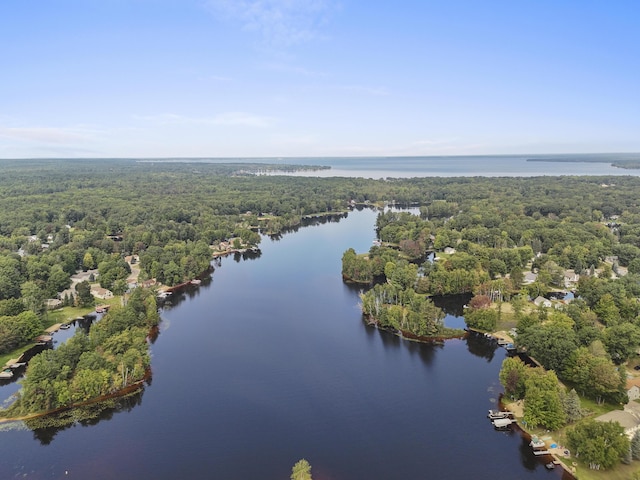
[0,208,564,479]
[167,153,640,178]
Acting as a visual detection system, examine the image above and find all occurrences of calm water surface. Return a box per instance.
[173,153,640,178]
[0,209,563,479]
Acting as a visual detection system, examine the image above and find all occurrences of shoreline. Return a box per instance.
[0,372,148,425]
[500,399,577,479]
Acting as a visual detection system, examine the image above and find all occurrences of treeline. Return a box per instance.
[3,288,158,416]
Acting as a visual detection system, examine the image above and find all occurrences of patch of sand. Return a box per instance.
[492,330,514,343]
[504,399,524,417]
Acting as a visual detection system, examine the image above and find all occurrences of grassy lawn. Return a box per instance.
[0,295,124,368]
[567,460,640,480]
[0,344,33,368]
[44,296,122,329]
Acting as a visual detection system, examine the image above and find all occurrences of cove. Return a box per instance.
[0,208,564,479]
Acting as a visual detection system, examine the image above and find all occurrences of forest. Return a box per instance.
[3,158,640,453]
[339,173,640,472]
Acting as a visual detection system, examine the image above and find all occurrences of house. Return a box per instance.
[604,255,619,265]
[523,272,538,284]
[45,299,62,310]
[563,269,579,287]
[596,410,640,439]
[443,247,456,254]
[627,377,640,401]
[90,286,114,300]
[533,296,552,308]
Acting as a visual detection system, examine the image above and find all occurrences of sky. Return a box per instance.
[0,0,639,158]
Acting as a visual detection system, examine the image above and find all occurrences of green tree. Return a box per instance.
[83,251,96,270]
[567,419,629,470]
[523,369,565,430]
[631,430,640,461]
[291,459,312,480]
[75,280,94,307]
[563,389,583,423]
[603,322,640,364]
[499,357,528,400]
[464,307,497,332]
[21,281,45,315]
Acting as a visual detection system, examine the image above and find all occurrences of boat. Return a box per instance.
[9,362,26,369]
[492,418,515,428]
[60,323,71,330]
[530,435,546,449]
[190,279,202,285]
[0,369,14,379]
[488,409,514,420]
[545,462,555,469]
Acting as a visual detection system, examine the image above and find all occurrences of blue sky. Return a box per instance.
[1,0,638,158]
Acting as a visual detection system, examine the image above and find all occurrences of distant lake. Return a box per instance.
[0,208,563,479]
[166,153,640,178]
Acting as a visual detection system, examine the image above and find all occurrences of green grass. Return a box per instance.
[44,296,121,328]
[578,396,622,418]
[0,296,124,367]
[0,344,33,368]
[568,460,640,480]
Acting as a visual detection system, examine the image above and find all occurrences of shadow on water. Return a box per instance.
[372,322,443,366]
[268,212,350,241]
[232,249,262,262]
[431,293,472,316]
[25,388,146,445]
[465,332,499,362]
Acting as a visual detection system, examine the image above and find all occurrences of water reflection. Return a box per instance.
[432,293,472,317]
[25,388,146,445]
[465,333,498,362]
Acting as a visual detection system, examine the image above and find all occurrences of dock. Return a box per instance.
[533,450,551,456]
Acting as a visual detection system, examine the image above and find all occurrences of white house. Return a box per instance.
[533,296,552,308]
[91,286,114,300]
[627,378,640,401]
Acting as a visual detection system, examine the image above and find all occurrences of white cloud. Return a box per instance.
[207,0,338,46]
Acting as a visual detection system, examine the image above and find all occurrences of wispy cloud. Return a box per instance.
[207,0,338,46]
[0,126,98,144]
[134,112,276,128]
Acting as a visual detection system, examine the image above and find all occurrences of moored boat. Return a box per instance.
[488,409,514,420]
[492,417,515,428]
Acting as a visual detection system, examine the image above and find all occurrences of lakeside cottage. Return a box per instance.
[627,377,640,401]
[563,269,579,288]
[533,296,552,308]
[596,410,640,439]
[91,286,114,300]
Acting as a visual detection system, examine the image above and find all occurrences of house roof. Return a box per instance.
[626,377,640,390]
[596,410,640,431]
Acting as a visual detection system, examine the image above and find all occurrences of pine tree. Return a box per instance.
[631,430,640,461]
[291,459,312,480]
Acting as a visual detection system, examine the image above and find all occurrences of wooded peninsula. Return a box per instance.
[2,159,640,477]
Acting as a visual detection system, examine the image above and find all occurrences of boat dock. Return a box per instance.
[533,450,551,456]
[492,418,516,428]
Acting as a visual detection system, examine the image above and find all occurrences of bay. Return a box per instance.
[0,208,563,479]
[167,153,640,178]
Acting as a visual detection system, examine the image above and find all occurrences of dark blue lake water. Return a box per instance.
[0,208,563,479]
